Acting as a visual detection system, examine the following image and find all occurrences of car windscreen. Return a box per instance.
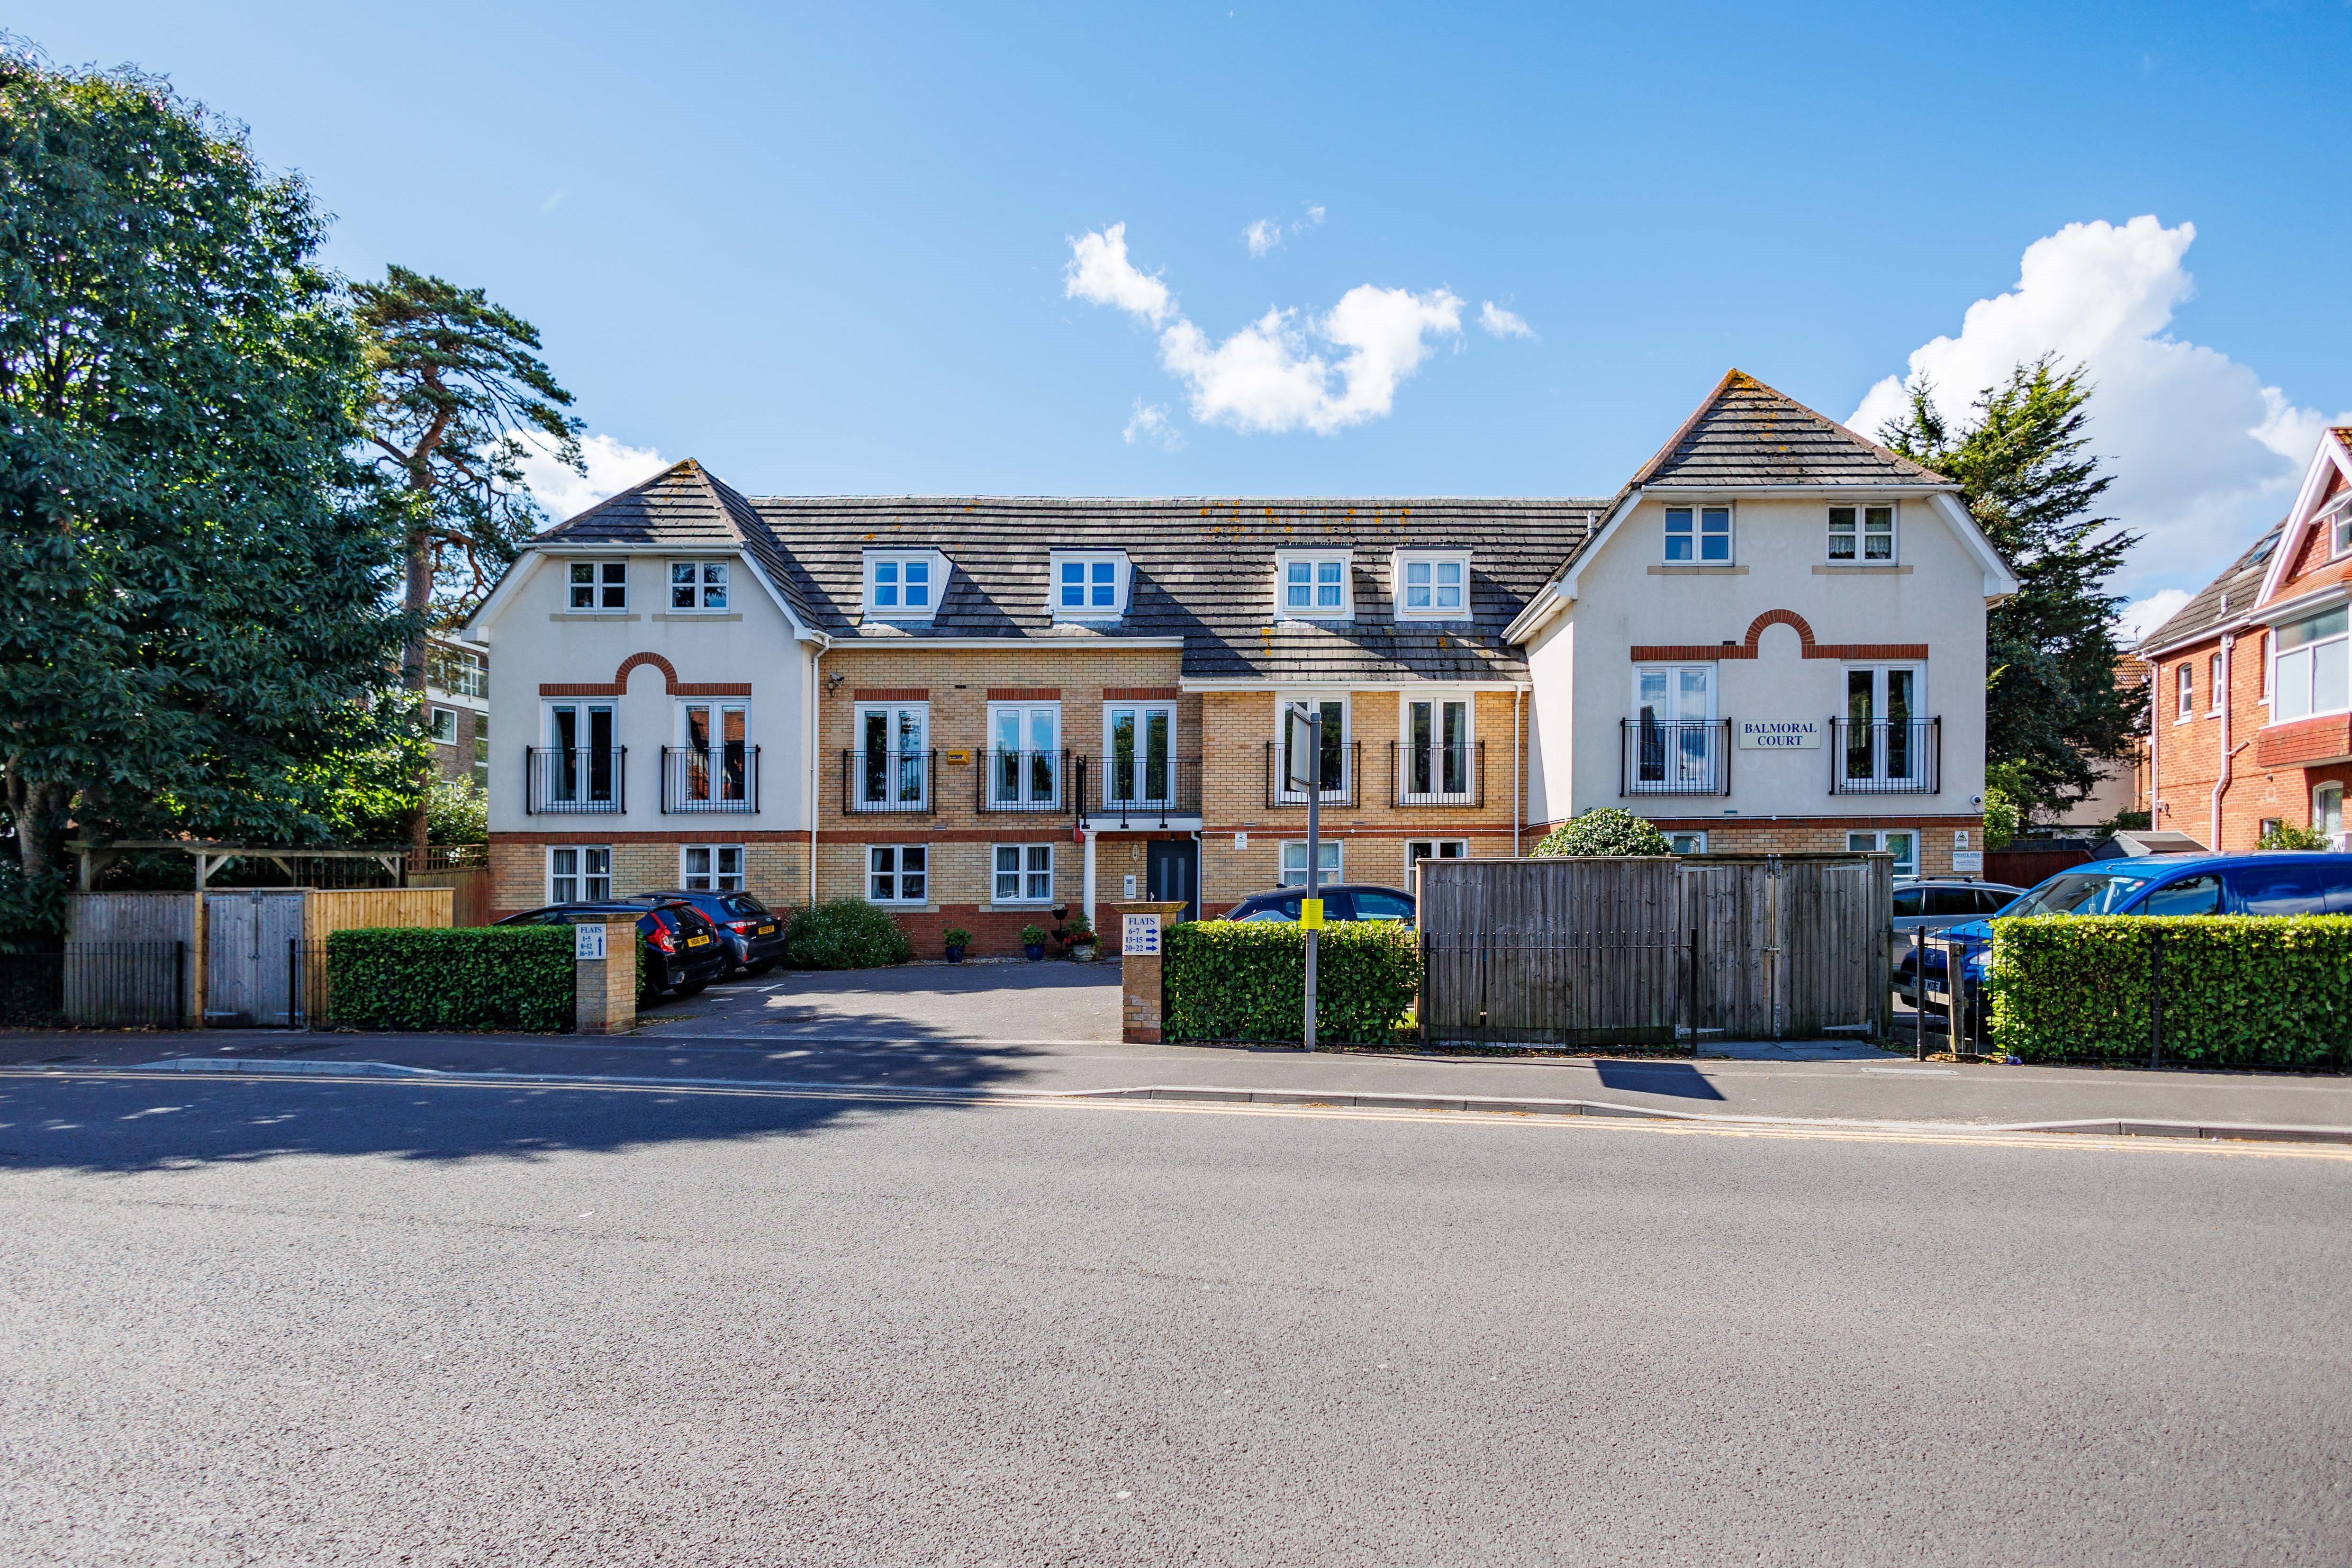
[2005,870,2152,917]
[718,894,770,919]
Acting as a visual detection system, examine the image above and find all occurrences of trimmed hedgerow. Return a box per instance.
[1163,920,1421,1045]
[1531,808,1670,857]
[787,899,912,970]
[1987,915,2352,1069]
[326,926,575,1032]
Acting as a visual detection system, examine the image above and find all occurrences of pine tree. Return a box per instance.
[1877,357,2143,821]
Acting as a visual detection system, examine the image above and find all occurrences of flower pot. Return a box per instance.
[1023,943,1045,961]
[1069,943,1098,963]
[944,945,966,964]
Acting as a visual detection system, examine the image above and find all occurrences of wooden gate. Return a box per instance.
[204,890,305,1026]
[1419,853,1893,1046]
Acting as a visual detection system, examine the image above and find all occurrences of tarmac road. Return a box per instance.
[4,1070,2349,1565]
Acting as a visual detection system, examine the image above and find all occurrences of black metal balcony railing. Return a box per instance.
[1390,740,1485,807]
[1619,719,1731,797]
[1095,755,1203,827]
[977,748,1071,813]
[526,746,626,814]
[662,745,759,813]
[1264,742,1360,809]
[1830,717,1942,795]
[841,747,937,815]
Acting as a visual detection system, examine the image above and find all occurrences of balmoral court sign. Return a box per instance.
[1737,719,1823,750]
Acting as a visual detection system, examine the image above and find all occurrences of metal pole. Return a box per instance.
[1304,710,1320,1053]
[1914,933,1925,1062]
[2148,927,2163,1071]
[1687,927,1700,1057]
[174,940,186,1031]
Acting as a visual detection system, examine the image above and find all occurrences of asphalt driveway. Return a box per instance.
[642,957,1124,1045]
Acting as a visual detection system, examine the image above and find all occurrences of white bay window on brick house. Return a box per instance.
[2272,607,2349,721]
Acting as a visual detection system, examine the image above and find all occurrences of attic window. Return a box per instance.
[866,552,943,620]
[669,561,729,611]
[1393,552,1469,620]
[568,561,627,611]
[1276,552,1351,618]
[1050,551,1128,619]
[1665,506,1732,563]
[2323,493,2352,558]
[1827,505,1895,563]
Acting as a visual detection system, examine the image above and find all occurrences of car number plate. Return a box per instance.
[758,924,776,935]
[686,934,711,947]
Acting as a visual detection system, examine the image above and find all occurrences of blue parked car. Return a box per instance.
[1905,851,2352,995]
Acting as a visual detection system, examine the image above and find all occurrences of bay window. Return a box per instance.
[2271,608,2349,721]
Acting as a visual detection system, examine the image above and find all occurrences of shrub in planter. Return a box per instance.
[941,925,972,962]
[787,899,913,970]
[1531,807,1669,857]
[1163,920,1421,1045]
[327,926,573,1032]
[1020,923,1049,960]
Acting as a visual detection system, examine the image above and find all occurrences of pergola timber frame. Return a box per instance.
[66,841,412,892]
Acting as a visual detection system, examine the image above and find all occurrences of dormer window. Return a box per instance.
[669,560,729,610]
[1664,506,1732,563]
[1277,552,1351,618]
[1050,551,1128,619]
[865,551,943,619]
[1394,552,1469,620]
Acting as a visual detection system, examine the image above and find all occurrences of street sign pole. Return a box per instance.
[1301,707,1321,1052]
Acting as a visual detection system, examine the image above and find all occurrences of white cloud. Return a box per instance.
[2116,588,2192,644]
[1848,216,2349,599]
[1063,222,1175,326]
[1243,218,1283,257]
[1069,224,1464,437]
[1122,400,1184,451]
[516,431,669,524]
[1479,301,1535,340]
[1300,204,1325,229]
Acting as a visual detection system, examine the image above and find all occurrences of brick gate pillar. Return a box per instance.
[1111,899,1187,1043]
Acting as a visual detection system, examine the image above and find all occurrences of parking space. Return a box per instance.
[641,958,1124,1045]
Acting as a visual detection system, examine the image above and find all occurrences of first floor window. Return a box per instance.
[1280,840,1343,888]
[473,711,489,786]
[1847,830,1918,878]
[858,704,928,807]
[2176,662,2195,718]
[683,844,745,893]
[868,845,926,903]
[994,843,1054,903]
[429,706,458,745]
[2273,608,2349,721]
[1632,665,1716,790]
[1664,505,1732,562]
[1407,840,1468,872]
[670,560,729,610]
[549,846,611,903]
[1279,697,1348,798]
[1666,831,1708,854]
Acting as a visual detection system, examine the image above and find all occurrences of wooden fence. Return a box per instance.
[1416,853,1895,1047]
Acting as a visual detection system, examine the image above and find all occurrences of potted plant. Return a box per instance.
[1019,924,1049,961]
[941,926,972,964]
[1062,912,1097,962]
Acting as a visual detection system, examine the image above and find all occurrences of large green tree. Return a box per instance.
[0,52,411,933]
[1878,357,2144,821]
[351,265,580,853]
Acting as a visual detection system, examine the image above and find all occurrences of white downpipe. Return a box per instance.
[2210,634,2234,850]
[807,643,824,908]
[1082,829,1096,928]
[1512,683,1527,856]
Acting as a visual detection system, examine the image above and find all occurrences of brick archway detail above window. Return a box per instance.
[539,651,750,698]
[1632,609,1926,663]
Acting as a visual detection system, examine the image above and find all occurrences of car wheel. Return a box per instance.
[746,960,778,977]
[676,981,708,998]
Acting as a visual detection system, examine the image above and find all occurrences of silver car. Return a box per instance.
[1892,879,2024,938]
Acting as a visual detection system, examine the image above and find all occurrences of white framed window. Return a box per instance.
[1407,840,1468,873]
[1400,691,1475,803]
[1664,505,1732,563]
[854,703,929,810]
[1276,552,1352,618]
[865,552,942,619]
[682,844,745,892]
[2321,493,2352,559]
[1846,830,1918,878]
[676,700,751,804]
[867,845,928,904]
[1049,552,1127,618]
[1827,504,1896,563]
[2316,783,2346,849]
[2175,662,2195,720]
[1394,552,1469,619]
[567,560,627,611]
[669,560,729,611]
[987,702,1061,807]
[1666,831,1708,854]
[1275,695,1350,802]
[548,846,611,903]
[473,711,489,787]
[1280,840,1343,888]
[1104,701,1177,806]
[426,644,486,697]
[993,843,1055,903]
[543,699,618,805]
[428,706,458,745]
[2208,653,2224,714]
[2272,608,2349,722]
[1841,665,1926,786]
[1629,666,1719,792]
[2258,631,2271,704]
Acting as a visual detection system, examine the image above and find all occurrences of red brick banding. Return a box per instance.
[1633,609,1927,663]
[986,687,1062,700]
[853,687,930,701]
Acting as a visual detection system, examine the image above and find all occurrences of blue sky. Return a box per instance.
[17,0,2352,627]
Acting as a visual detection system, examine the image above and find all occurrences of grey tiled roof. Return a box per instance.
[2136,524,2286,654]
[538,476,1607,681]
[1632,370,1951,490]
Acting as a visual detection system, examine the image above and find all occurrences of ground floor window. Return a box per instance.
[2317,783,2346,848]
[1666,831,1708,854]
[868,845,927,904]
[1847,829,1918,877]
[1280,840,1343,888]
[1406,840,1468,873]
[994,843,1055,902]
[549,846,610,903]
[683,844,745,892]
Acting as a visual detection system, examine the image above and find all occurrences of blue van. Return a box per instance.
[1911,852,2352,991]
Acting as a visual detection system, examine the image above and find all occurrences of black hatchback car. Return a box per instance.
[493,899,731,998]
[638,888,790,975]
[1220,884,1418,926]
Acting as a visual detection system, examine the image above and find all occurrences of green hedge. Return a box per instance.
[787,899,911,970]
[1987,915,2352,1068]
[327,926,575,1032]
[1163,920,1421,1045]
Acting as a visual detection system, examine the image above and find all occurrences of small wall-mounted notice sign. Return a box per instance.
[1951,851,1985,874]
[1737,719,1823,750]
[1122,913,1161,957]
[574,923,607,961]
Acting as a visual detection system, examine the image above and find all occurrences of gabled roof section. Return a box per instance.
[2137,523,2286,654]
[1631,369,1952,490]
[2254,425,2352,609]
[533,459,817,635]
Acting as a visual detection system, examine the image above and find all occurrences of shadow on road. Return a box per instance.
[1591,1060,1726,1100]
